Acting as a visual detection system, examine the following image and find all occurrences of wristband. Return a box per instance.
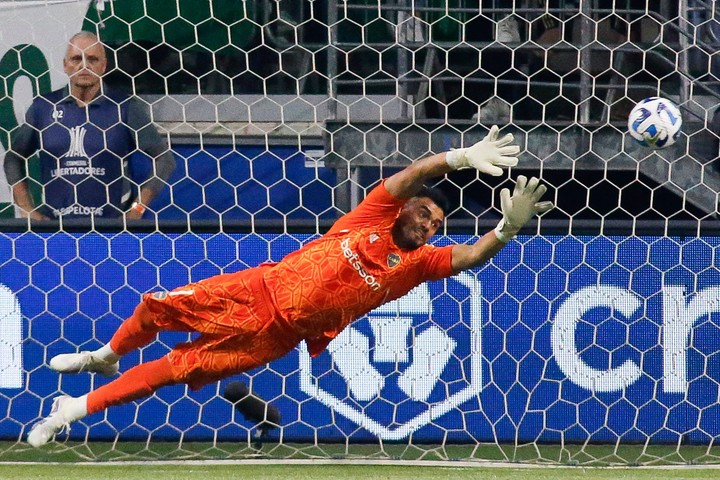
[493,219,519,243]
[445,148,467,170]
[130,201,146,215]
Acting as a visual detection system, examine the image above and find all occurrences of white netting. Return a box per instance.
[0,0,720,466]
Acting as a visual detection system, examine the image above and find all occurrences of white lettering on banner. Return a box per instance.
[550,283,720,394]
[662,286,720,393]
[0,285,23,389]
[551,286,643,392]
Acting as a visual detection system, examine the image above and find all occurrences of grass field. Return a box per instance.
[3,441,720,466]
[3,441,720,479]
[0,463,719,480]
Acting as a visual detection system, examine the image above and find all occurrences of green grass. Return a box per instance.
[0,464,718,480]
[2,441,720,466]
[2,441,720,479]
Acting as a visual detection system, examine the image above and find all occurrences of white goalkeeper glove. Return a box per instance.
[494,175,555,243]
[445,124,520,176]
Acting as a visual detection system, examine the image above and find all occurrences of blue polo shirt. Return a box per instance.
[7,86,169,219]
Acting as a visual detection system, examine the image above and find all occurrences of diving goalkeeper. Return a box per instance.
[27,126,553,447]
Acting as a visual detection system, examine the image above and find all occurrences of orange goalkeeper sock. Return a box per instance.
[86,356,177,415]
[109,302,161,356]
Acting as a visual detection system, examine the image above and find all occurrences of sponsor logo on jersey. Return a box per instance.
[387,253,401,268]
[51,107,63,121]
[369,233,380,244]
[340,238,381,291]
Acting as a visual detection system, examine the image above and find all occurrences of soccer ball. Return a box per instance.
[627,96,682,149]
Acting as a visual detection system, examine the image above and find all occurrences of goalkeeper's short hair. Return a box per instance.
[416,185,450,217]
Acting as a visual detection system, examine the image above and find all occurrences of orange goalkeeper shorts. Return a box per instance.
[140,265,301,390]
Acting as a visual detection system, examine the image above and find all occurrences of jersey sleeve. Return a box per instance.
[9,101,41,157]
[418,244,454,281]
[328,180,405,234]
[126,97,166,154]
[3,102,41,185]
[125,97,176,191]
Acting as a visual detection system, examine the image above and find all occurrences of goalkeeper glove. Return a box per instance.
[445,124,520,175]
[494,175,555,243]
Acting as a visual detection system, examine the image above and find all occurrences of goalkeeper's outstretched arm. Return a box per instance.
[381,124,553,272]
[384,125,520,199]
[451,175,554,273]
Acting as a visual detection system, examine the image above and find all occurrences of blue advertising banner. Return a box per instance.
[1,232,719,444]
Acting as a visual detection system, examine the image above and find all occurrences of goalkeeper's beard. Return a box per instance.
[391,220,427,250]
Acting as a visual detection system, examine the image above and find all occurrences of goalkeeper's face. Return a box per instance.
[392,196,444,250]
[63,37,107,89]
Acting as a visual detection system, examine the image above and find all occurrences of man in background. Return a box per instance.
[3,31,176,221]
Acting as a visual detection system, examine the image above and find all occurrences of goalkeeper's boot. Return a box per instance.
[49,351,119,377]
[27,396,74,447]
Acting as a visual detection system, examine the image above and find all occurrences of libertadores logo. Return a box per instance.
[299,273,481,440]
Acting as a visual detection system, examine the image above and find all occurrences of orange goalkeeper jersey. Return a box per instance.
[263,181,454,356]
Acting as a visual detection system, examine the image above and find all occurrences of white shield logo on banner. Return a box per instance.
[299,272,482,440]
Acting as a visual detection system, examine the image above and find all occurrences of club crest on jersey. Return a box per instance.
[387,253,401,268]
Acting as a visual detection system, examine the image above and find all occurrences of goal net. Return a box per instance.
[1,0,720,466]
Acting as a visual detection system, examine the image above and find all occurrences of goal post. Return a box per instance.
[1,0,720,466]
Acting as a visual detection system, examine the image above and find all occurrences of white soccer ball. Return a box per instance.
[627,96,682,149]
